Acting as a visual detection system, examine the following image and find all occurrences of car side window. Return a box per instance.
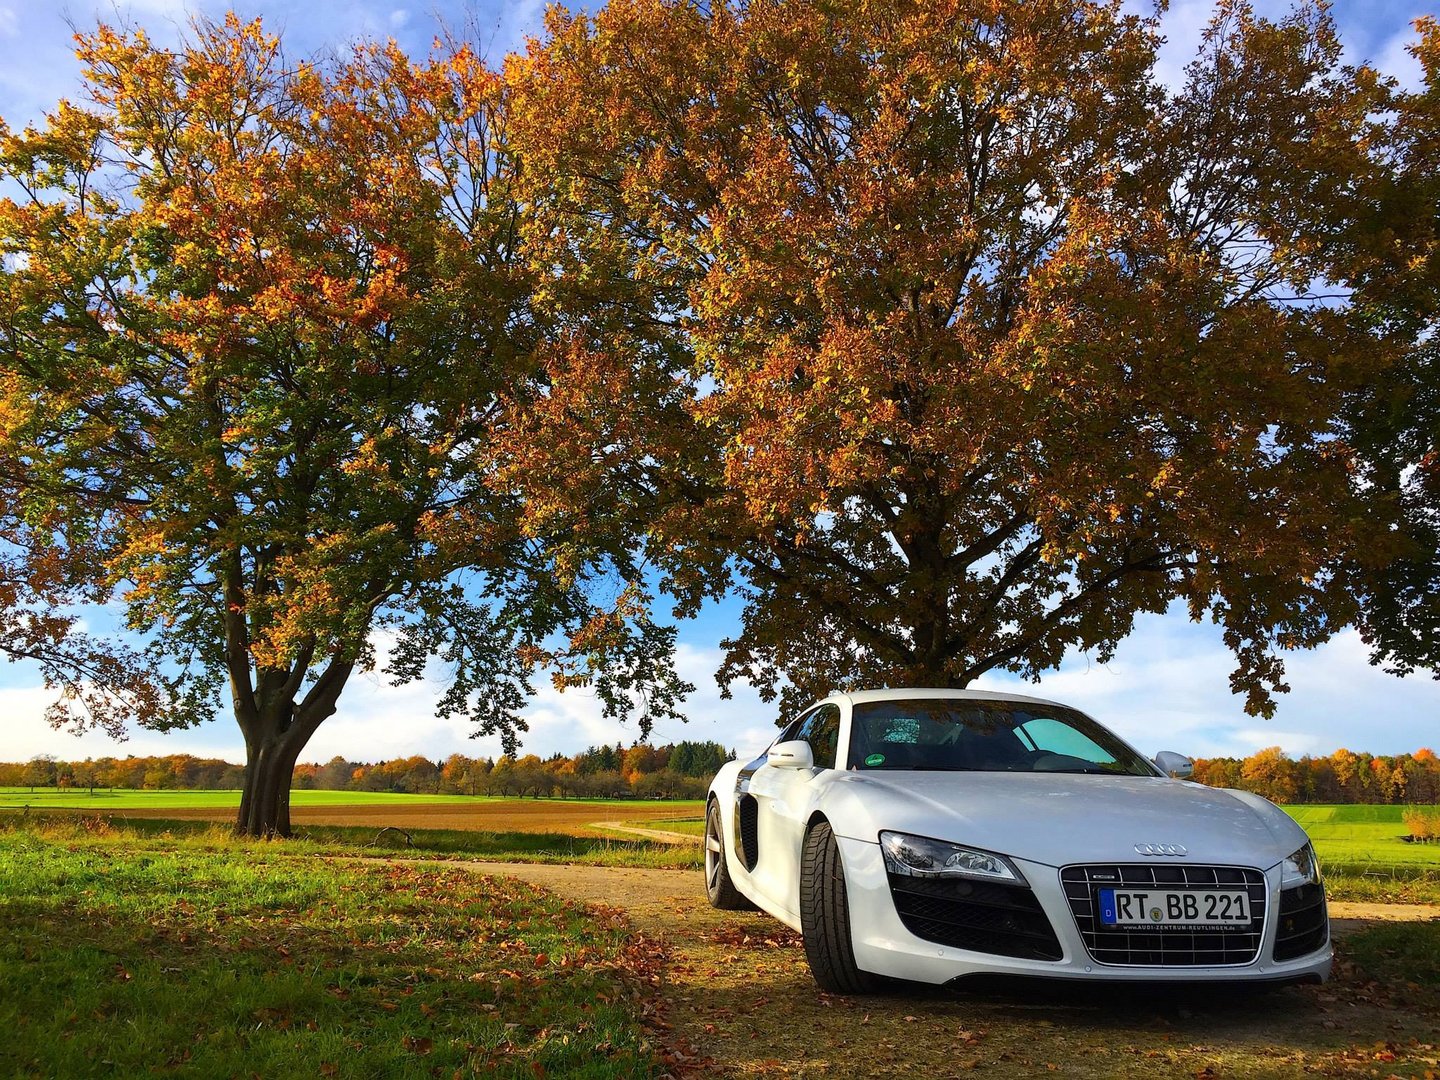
[772,713,809,750]
[796,704,842,770]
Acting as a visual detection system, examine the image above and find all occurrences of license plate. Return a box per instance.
[1098,888,1251,928]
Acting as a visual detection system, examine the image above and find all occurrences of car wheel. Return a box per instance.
[705,798,751,910]
[800,820,882,994]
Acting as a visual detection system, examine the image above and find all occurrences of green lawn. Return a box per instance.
[1282,804,1440,904]
[0,813,704,869]
[0,825,663,1079]
[1283,804,1440,867]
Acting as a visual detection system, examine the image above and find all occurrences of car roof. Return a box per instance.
[825,687,1075,712]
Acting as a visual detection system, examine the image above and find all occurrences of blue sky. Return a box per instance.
[2,0,1438,768]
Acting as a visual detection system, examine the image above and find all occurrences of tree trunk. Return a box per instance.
[233,659,355,838]
[236,737,300,837]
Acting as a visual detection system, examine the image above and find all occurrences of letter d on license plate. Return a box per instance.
[1098,887,1250,927]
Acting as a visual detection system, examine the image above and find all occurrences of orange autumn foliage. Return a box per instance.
[503,0,1412,719]
[0,16,687,835]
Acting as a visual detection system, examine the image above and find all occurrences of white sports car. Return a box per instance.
[704,688,1330,992]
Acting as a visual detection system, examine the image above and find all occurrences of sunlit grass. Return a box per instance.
[0,827,663,1079]
[1285,804,1440,864]
[1280,805,1440,904]
[0,813,703,869]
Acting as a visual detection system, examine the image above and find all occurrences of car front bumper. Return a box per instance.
[835,836,1332,985]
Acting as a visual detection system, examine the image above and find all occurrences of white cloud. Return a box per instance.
[1373,24,1427,90]
[0,633,778,767]
[1143,0,1431,97]
[0,684,247,761]
[6,611,1440,768]
[264,634,785,765]
[974,614,1440,760]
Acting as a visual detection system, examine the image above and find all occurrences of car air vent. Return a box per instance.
[887,874,1063,961]
[1273,881,1328,961]
[737,795,759,872]
[1061,864,1267,967]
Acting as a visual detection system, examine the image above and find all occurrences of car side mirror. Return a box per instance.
[767,740,815,769]
[1154,751,1193,779]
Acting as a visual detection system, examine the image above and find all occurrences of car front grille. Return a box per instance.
[1273,882,1327,961]
[888,874,1063,961]
[1061,864,1268,967]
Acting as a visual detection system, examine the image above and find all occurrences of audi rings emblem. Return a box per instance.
[1134,843,1188,857]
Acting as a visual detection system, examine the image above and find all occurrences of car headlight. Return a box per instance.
[879,831,1027,885]
[1280,842,1322,890]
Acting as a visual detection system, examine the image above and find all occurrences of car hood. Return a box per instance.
[825,771,1302,869]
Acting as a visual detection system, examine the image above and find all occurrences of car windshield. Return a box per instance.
[849,698,1158,776]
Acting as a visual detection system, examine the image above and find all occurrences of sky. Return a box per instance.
[1,0,1437,769]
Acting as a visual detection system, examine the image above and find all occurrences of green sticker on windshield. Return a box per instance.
[865,753,885,767]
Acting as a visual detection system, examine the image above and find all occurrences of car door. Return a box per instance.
[747,703,842,916]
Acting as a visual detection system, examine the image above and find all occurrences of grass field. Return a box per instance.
[0,824,663,1078]
[1282,804,1440,903]
[0,789,709,843]
[1284,804,1439,864]
[0,813,705,869]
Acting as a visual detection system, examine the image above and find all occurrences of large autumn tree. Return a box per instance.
[0,16,687,835]
[1343,19,1440,682]
[504,0,1411,720]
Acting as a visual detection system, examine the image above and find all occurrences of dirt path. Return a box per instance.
[429,861,1440,1078]
[1328,900,1440,934]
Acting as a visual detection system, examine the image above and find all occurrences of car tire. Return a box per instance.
[800,820,882,994]
[705,798,751,910]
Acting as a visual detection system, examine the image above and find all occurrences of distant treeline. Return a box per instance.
[3,740,735,800]
[1192,747,1440,805]
[14,743,1437,806]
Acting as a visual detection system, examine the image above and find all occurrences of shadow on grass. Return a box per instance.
[671,905,1440,1080]
[674,929,1440,1080]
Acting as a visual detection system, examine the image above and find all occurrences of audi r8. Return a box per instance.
[703,688,1329,992]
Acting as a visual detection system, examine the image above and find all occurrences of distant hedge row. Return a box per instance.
[1191,748,1440,805]
[4,740,734,800]
[15,743,1438,806]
